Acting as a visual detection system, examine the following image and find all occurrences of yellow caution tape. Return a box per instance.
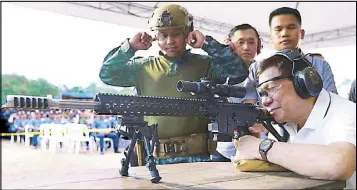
[0,128,117,137]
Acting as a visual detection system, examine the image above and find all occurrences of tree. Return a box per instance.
[1,74,60,105]
[1,74,133,105]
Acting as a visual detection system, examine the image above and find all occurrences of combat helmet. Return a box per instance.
[148,4,193,31]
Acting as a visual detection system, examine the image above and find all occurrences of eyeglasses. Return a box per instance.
[256,75,292,99]
[256,50,312,99]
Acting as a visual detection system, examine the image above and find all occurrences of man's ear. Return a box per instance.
[268,34,273,44]
[301,29,305,40]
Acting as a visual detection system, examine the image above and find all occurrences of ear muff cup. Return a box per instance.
[293,67,323,99]
[257,38,263,55]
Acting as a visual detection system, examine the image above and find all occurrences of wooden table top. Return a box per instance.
[5,162,345,189]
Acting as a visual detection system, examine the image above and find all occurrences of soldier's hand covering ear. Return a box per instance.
[223,37,231,45]
[222,37,237,52]
[187,30,206,48]
[129,32,154,51]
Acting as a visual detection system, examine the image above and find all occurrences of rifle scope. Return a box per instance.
[176,80,246,98]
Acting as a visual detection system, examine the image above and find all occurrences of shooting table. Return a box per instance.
[11,162,345,189]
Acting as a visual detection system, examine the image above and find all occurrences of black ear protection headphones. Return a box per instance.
[257,36,263,55]
[275,50,323,99]
[188,14,194,32]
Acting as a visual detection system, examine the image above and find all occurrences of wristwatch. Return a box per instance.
[259,139,276,161]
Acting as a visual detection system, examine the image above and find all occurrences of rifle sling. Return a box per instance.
[153,133,208,159]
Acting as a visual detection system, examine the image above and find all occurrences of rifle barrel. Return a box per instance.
[5,94,264,120]
[6,95,100,110]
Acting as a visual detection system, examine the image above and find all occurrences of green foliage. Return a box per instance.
[118,87,135,95]
[66,82,133,95]
[2,74,60,104]
[1,74,134,105]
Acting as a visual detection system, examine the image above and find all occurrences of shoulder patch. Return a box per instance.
[133,56,159,67]
[127,56,150,66]
[131,56,148,61]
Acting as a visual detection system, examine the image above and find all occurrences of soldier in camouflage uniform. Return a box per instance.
[188,24,264,162]
[99,4,247,165]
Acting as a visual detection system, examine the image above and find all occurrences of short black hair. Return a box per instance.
[257,55,293,78]
[228,24,259,39]
[309,53,323,57]
[269,7,302,26]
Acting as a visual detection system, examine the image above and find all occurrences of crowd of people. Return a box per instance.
[0,107,122,154]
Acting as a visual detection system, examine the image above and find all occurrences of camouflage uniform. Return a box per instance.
[99,4,247,165]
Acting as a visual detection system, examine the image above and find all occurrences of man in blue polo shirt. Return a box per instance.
[92,114,120,155]
[14,111,28,143]
[29,111,42,148]
[244,7,337,103]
